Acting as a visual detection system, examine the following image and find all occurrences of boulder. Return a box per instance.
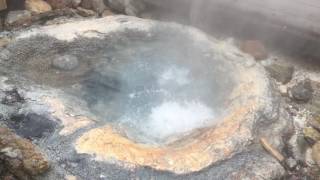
[240,40,269,60]
[5,10,32,29]
[265,63,294,84]
[25,0,52,13]
[290,79,313,103]
[304,127,320,144]
[0,127,49,179]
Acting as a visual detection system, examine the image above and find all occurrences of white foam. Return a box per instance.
[142,100,214,139]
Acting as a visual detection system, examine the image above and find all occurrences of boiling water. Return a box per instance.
[81,37,234,145]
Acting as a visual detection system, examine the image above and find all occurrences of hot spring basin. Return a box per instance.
[3,16,277,174]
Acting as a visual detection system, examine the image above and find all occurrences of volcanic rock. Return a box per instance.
[265,63,294,84]
[312,142,320,167]
[304,127,320,144]
[46,0,71,9]
[7,113,57,140]
[0,127,49,179]
[25,0,52,14]
[290,79,313,103]
[5,10,32,28]
[240,40,268,60]
[52,55,79,71]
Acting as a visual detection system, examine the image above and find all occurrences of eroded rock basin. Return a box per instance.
[0,16,289,179]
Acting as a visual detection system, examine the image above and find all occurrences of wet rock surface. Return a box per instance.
[5,10,32,28]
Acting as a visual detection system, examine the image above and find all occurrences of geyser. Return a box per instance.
[2,16,280,174]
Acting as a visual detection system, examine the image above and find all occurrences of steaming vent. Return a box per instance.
[81,34,235,145]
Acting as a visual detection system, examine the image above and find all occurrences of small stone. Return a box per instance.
[76,7,96,17]
[265,63,294,84]
[25,0,52,14]
[52,55,79,71]
[306,147,316,166]
[290,79,313,103]
[304,127,320,144]
[240,40,268,60]
[285,157,297,170]
[312,141,320,167]
[5,10,32,28]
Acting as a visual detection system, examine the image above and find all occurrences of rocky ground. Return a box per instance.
[0,0,319,180]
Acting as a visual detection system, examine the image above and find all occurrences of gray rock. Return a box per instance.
[290,79,313,103]
[52,55,79,71]
[5,10,32,28]
[286,157,297,170]
[265,63,294,84]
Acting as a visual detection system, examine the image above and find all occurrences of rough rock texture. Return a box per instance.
[240,40,269,60]
[0,16,290,179]
[5,10,32,28]
[265,63,294,84]
[0,127,49,179]
[290,79,313,103]
[25,0,52,14]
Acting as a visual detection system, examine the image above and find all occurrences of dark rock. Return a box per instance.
[7,113,57,139]
[240,40,268,60]
[1,89,24,105]
[290,79,313,103]
[265,64,294,84]
[5,10,32,28]
[52,55,79,71]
